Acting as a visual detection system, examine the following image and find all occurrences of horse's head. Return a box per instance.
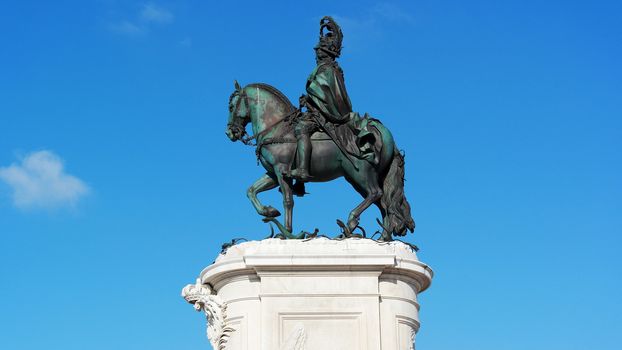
[226,80,250,142]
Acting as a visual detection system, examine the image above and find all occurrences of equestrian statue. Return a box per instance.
[225,16,414,241]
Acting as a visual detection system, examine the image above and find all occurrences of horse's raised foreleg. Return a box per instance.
[247,173,281,218]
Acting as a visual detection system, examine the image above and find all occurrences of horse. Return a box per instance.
[225,81,414,241]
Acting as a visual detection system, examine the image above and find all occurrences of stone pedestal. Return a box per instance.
[182,238,433,350]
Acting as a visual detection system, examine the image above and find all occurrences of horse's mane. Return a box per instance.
[247,83,296,112]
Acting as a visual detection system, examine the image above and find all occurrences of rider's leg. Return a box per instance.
[291,124,313,181]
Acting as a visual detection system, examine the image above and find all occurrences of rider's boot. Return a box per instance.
[290,133,313,181]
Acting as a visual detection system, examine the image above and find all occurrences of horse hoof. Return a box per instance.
[336,219,352,238]
[262,206,281,218]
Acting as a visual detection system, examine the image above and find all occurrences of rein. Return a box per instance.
[230,87,298,147]
[241,112,296,146]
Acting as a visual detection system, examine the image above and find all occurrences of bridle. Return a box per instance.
[228,87,297,147]
[227,88,254,145]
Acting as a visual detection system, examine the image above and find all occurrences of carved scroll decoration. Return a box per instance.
[182,280,234,349]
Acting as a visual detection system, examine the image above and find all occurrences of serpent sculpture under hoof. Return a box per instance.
[224,16,415,242]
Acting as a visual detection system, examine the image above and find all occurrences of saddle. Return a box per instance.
[258,112,381,166]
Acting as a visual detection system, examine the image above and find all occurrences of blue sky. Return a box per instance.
[1,1,620,349]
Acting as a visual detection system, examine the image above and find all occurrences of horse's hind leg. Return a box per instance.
[345,167,383,233]
[247,173,280,217]
[275,172,294,232]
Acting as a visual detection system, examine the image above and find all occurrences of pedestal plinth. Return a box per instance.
[182,238,433,350]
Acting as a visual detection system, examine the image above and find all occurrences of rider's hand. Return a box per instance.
[298,94,307,109]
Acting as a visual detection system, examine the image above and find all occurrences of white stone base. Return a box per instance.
[183,238,433,350]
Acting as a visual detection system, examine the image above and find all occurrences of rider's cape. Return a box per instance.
[305,60,381,165]
[306,61,352,123]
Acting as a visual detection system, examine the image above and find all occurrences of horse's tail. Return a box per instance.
[380,148,415,239]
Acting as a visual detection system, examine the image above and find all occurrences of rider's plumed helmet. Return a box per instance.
[314,16,343,58]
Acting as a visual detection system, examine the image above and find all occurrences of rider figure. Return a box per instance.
[290,16,353,181]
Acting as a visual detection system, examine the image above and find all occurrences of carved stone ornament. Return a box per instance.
[181,280,233,349]
[280,323,306,350]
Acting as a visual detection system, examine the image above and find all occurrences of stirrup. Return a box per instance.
[290,168,313,181]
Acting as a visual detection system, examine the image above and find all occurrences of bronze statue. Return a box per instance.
[290,17,352,181]
[225,16,414,241]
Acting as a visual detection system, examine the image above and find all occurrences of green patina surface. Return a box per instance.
[224,17,415,241]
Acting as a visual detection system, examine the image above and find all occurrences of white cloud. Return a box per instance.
[327,3,415,51]
[370,3,415,24]
[179,37,192,47]
[109,2,173,37]
[109,20,147,37]
[140,3,174,24]
[0,151,90,210]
